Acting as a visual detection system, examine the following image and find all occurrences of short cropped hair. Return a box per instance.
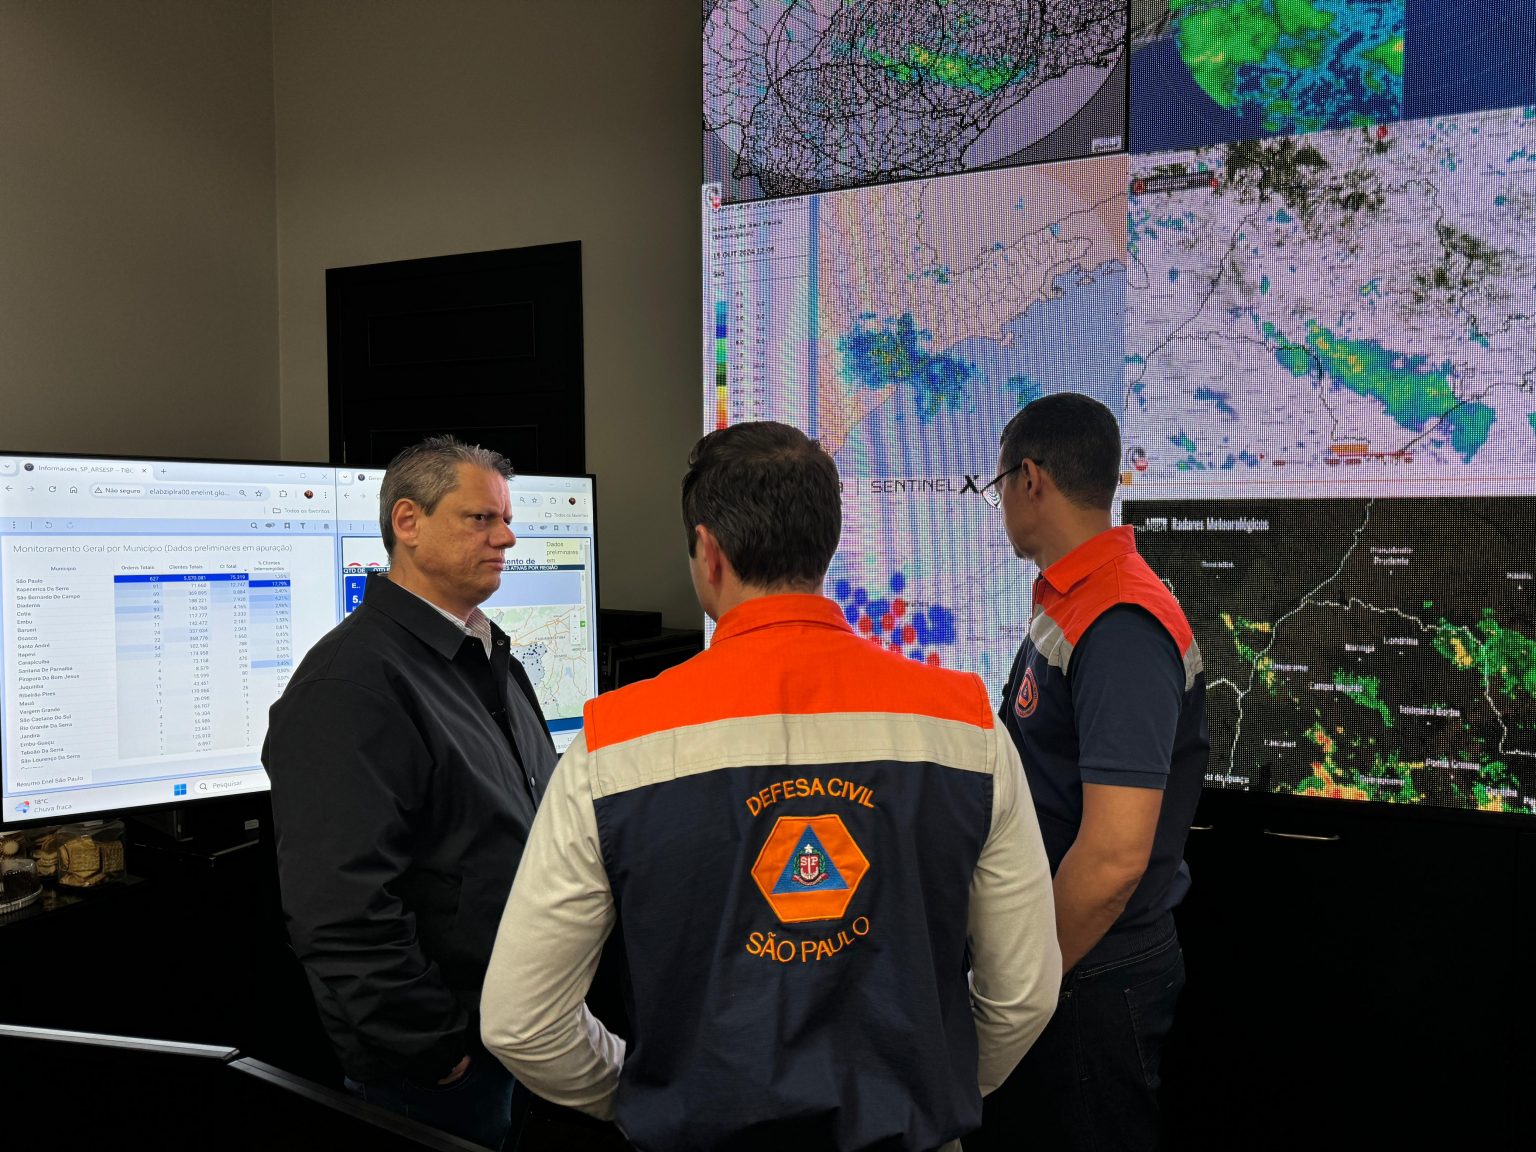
[998,393,1120,510]
[379,434,514,554]
[681,421,841,590]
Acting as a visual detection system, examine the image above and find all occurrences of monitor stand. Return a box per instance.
[127,797,265,868]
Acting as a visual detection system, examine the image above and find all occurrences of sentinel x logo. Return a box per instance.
[751,815,868,924]
[959,474,984,495]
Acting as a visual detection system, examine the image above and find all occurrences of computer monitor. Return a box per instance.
[0,453,338,827]
[1,453,602,828]
[335,469,600,754]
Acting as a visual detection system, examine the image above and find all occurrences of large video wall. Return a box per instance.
[702,1,1536,817]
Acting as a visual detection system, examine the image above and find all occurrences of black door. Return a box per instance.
[326,242,584,472]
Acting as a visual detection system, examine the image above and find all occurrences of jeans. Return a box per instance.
[974,929,1186,1152]
[343,1049,530,1150]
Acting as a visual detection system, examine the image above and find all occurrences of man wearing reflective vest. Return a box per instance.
[481,420,1061,1151]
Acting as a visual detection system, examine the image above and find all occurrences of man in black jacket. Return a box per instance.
[264,435,554,1149]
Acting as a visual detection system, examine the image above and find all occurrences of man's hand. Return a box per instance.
[437,1054,471,1085]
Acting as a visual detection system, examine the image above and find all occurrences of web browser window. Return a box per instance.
[0,455,337,823]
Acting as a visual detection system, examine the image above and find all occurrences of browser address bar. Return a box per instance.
[93,483,270,500]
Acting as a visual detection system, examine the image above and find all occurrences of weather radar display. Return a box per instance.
[704,0,1536,817]
[704,0,1127,203]
[1131,0,1403,153]
[1126,499,1536,816]
[704,157,1127,690]
[1125,105,1536,487]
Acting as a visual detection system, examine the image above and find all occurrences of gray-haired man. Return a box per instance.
[264,435,555,1148]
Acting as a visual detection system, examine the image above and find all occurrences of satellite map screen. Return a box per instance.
[1130,0,1405,154]
[704,2,1536,816]
[704,0,1127,203]
[1129,0,1536,152]
[1124,105,1536,489]
[703,156,1127,686]
[1124,499,1536,814]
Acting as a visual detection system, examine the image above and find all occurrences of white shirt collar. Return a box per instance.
[402,586,493,658]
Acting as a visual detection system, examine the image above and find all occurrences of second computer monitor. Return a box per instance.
[338,469,599,754]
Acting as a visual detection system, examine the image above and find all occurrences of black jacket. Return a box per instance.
[263,574,554,1082]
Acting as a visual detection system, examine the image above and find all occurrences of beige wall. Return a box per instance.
[0,0,279,458]
[272,0,703,625]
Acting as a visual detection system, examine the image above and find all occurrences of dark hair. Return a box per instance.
[379,435,513,553]
[681,421,841,590]
[998,393,1120,509]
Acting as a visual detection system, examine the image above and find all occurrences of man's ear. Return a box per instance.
[694,524,727,586]
[390,499,421,549]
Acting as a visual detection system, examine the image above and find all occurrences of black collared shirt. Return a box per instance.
[263,574,556,1082]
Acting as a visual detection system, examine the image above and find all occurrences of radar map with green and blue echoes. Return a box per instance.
[1124,106,1536,484]
[1131,0,1403,153]
[704,0,1126,202]
[1126,497,1536,815]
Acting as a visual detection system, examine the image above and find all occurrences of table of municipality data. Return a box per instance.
[112,574,293,758]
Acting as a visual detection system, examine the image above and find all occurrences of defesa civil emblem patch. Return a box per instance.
[751,814,868,924]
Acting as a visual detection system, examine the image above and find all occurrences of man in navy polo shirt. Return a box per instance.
[973,393,1208,1152]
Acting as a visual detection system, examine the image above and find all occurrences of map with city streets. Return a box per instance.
[1127,497,1536,815]
[483,605,592,728]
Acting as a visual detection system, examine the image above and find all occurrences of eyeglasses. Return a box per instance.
[979,459,1037,508]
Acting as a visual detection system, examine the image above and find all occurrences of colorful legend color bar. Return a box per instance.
[714,299,729,428]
